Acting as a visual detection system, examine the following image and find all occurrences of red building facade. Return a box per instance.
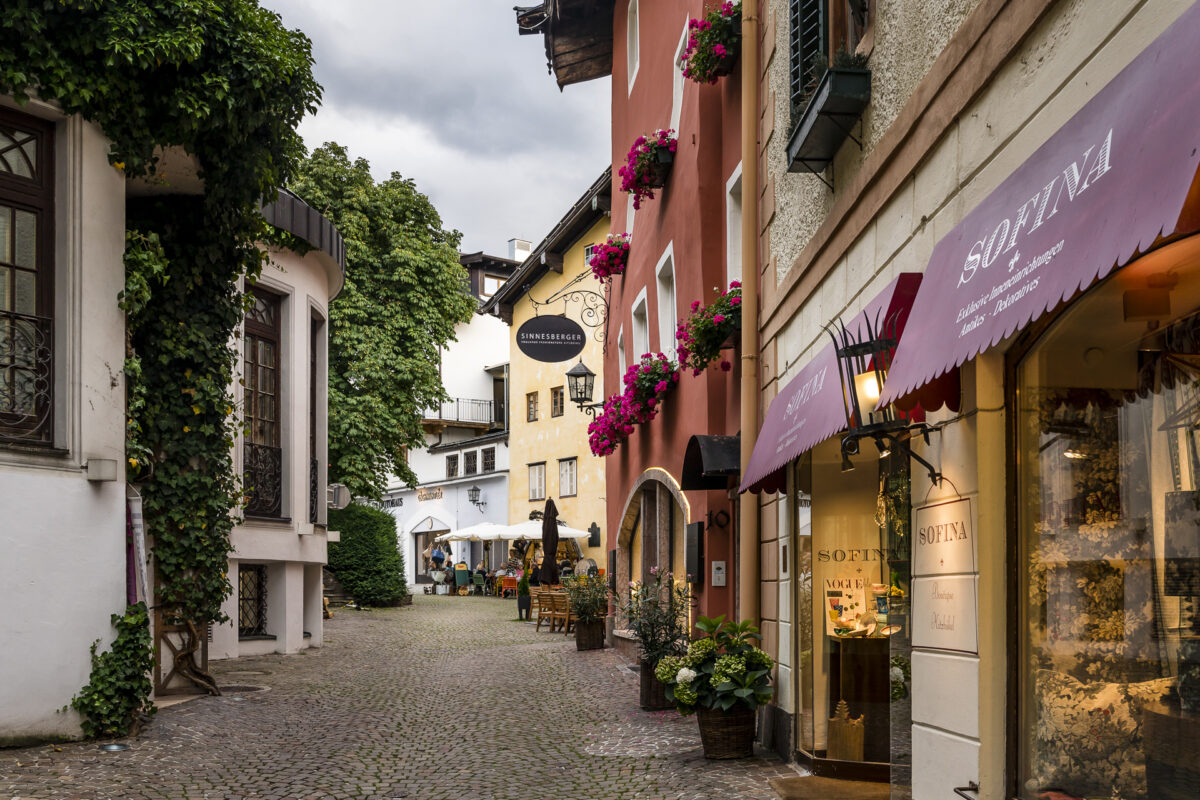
[518,0,745,623]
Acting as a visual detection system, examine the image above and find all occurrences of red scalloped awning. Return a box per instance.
[880,3,1200,406]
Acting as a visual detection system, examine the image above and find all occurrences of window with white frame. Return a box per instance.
[464,450,478,475]
[482,446,496,473]
[559,458,577,497]
[618,328,627,377]
[655,245,676,357]
[671,22,688,132]
[528,462,546,501]
[631,290,649,359]
[482,275,503,298]
[726,164,743,285]
[627,0,640,92]
[625,193,636,236]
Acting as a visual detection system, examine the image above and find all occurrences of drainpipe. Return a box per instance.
[738,0,760,625]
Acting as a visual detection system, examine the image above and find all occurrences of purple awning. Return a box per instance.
[741,274,925,494]
[880,3,1200,406]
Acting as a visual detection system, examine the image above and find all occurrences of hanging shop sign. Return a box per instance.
[911,575,978,654]
[912,497,976,577]
[516,315,586,363]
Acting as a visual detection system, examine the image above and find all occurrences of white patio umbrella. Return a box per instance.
[433,522,507,542]
[499,519,591,541]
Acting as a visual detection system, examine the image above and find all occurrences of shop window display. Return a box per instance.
[1016,244,1200,800]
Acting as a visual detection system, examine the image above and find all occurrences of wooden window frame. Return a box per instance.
[550,386,565,418]
[243,286,284,519]
[0,107,55,446]
[528,461,546,501]
[558,457,577,498]
[482,446,496,473]
[526,390,539,422]
[446,453,459,479]
[464,449,478,475]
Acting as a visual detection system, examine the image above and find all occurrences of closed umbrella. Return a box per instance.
[540,499,560,586]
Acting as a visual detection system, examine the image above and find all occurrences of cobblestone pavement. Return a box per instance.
[2,595,798,800]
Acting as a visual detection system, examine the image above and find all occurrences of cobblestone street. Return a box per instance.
[1,595,796,800]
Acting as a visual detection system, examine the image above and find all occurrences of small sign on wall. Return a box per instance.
[711,560,727,587]
[911,575,978,654]
[913,497,975,577]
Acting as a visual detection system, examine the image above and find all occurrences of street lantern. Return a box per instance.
[827,310,941,484]
[467,485,486,510]
[566,359,603,416]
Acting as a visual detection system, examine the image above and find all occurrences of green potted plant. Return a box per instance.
[564,574,609,651]
[676,281,742,376]
[682,2,741,84]
[516,574,531,620]
[623,567,690,709]
[655,615,774,759]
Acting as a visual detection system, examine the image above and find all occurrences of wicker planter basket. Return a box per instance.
[575,619,605,651]
[639,661,672,710]
[696,705,756,759]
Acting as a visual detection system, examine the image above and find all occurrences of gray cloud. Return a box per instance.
[263,0,613,253]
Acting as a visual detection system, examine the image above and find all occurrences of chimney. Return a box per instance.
[507,238,532,262]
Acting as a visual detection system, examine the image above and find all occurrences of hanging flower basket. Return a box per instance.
[682,2,742,85]
[589,233,632,281]
[587,353,680,456]
[619,129,678,210]
[676,281,742,375]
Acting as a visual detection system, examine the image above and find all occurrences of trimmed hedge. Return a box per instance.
[327,503,408,606]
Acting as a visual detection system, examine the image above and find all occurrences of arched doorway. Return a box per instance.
[614,469,690,611]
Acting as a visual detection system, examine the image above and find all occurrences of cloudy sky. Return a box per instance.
[262,0,613,255]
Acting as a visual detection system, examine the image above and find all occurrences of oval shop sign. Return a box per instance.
[516,315,586,363]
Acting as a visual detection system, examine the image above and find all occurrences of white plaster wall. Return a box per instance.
[440,313,509,401]
[0,111,127,743]
[212,244,337,660]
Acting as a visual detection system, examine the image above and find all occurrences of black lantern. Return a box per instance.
[827,309,941,484]
[467,485,486,510]
[566,359,603,417]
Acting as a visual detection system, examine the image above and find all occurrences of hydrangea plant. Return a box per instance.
[655,614,774,716]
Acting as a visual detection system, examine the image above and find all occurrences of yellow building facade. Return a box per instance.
[482,171,610,569]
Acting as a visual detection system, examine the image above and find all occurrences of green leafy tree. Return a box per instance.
[327,503,407,606]
[289,144,477,498]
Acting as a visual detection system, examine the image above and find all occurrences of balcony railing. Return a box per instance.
[244,442,283,518]
[423,397,495,426]
[0,311,53,445]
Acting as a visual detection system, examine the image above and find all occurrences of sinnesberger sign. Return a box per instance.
[516,316,586,363]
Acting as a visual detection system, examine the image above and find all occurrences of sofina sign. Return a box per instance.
[516,315,586,363]
[911,498,978,654]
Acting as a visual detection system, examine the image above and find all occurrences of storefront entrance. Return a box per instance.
[793,438,912,790]
[1012,235,1200,799]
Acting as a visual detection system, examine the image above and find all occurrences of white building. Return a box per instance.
[208,190,344,662]
[384,246,523,587]
[0,100,128,744]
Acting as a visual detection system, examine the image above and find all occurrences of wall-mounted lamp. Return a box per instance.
[566,359,604,417]
[467,485,486,510]
[828,310,942,485]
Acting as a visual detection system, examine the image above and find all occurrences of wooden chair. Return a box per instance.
[549,591,573,634]
[500,576,518,598]
[534,588,554,631]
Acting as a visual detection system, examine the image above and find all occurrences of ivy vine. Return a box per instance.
[70,603,157,739]
[2,2,322,694]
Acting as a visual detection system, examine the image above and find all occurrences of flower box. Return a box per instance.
[683,2,741,85]
[619,130,678,209]
[646,148,674,189]
[785,67,872,178]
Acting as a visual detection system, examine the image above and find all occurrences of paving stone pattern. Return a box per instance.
[1,595,797,799]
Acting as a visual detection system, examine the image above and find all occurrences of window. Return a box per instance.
[244,287,283,518]
[0,109,54,445]
[482,447,496,473]
[446,453,459,478]
[655,245,676,357]
[789,1,872,115]
[618,328,627,376]
[632,289,649,358]
[526,390,538,422]
[528,462,546,501]
[583,243,596,266]
[464,450,477,475]
[309,315,322,524]
[559,458,577,497]
[625,193,636,236]
[726,165,743,285]
[626,0,640,92]
[550,386,565,417]
[671,22,688,132]
[238,564,268,638]
[1013,256,1200,800]
[482,275,502,298]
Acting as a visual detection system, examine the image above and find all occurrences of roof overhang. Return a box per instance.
[260,188,346,300]
[515,1,615,89]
